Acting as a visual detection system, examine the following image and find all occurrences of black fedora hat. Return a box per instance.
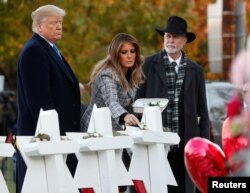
[155,15,196,43]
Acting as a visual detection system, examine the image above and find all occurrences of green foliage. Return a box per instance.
[0,1,32,87]
[3,0,241,90]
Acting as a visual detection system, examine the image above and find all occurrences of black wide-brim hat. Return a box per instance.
[155,15,196,43]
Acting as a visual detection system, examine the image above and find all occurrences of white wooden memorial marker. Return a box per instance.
[121,99,180,193]
[67,105,134,193]
[16,109,78,193]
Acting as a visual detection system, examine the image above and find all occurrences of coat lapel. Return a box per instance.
[153,53,169,87]
[127,86,136,101]
[32,33,77,90]
[49,49,75,84]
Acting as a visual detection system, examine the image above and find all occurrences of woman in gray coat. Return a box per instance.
[80,33,144,192]
[81,33,144,132]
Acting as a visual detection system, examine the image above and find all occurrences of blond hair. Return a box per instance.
[31,5,66,33]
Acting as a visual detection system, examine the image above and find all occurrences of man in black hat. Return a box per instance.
[135,16,210,193]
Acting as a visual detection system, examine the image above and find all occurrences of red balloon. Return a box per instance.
[222,117,249,172]
[184,137,229,193]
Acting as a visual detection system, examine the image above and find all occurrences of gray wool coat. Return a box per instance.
[81,67,135,132]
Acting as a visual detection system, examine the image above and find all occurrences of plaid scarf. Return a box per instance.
[162,49,187,134]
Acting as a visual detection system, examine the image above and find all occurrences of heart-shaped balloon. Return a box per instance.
[184,137,229,193]
[222,117,249,172]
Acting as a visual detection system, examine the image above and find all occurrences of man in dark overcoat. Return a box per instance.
[16,5,81,193]
[135,16,210,193]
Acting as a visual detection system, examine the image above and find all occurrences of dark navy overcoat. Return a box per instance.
[16,33,80,192]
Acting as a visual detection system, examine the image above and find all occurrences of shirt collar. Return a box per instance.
[36,33,54,47]
[168,53,182,66]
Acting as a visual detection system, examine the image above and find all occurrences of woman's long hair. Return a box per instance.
[88,33,144,92]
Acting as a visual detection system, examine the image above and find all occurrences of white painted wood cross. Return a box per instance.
[67,105,134,193]
[0,138,15,193]
[16,109,78,193]
[123,106,180,193]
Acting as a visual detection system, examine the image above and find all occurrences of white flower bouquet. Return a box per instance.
[133,98,169,113]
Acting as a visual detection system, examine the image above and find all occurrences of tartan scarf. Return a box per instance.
[161,49,187,134]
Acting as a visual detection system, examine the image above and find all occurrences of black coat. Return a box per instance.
[17,33,81,136]
[135,51,210,193]
[16,33,81,193]
[136,52,210,142]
